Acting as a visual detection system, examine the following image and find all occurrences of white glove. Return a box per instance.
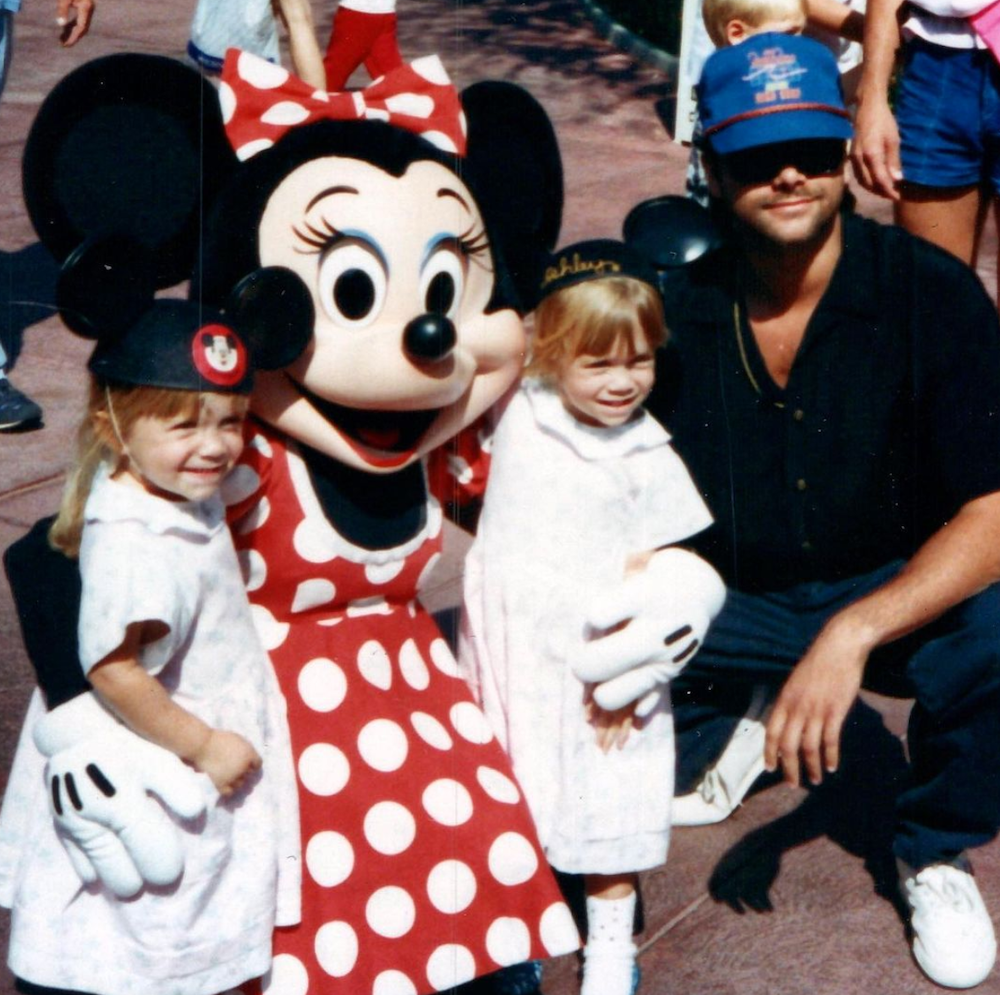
[574,548,726,712]
[33,693,207,898]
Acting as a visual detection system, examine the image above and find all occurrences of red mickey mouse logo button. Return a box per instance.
[191,324,248,387]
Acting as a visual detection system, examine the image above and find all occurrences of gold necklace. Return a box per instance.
[732,299,784,408]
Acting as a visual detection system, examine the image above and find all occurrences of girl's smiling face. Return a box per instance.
[556,326,655,428]
[113,394,246,503]
[252,155,526,472]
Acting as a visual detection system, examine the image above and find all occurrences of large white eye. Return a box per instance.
[419,246,465,321]
[317,239,387,328]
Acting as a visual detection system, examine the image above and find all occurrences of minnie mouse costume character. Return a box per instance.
[4,49,579,995]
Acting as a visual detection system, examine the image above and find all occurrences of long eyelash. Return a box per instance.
[458,221,490,260]
[293,216,491,264]
[292,216,342,254]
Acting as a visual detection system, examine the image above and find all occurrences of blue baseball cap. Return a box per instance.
[697,33,853,155]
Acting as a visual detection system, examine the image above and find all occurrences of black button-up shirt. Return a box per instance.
[648,213,1000,592]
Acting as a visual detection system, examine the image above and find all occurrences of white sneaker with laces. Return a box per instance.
[672,685,770,827]
[899,856,997,989]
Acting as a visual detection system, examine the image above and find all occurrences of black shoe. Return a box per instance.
[0,378,43,431]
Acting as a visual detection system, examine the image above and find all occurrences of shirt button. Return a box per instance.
[796,478,807,491]
[793,408,805,422]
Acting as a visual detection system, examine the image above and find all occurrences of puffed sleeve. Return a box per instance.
[77,521,191,677]
[631,441,714,551]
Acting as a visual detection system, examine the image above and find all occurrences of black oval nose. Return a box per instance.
[404,314,457,364]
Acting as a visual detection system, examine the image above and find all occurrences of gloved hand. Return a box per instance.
[33,692,207,898]
[573,548,726,712]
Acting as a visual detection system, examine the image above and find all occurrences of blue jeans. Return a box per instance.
[896,37,1000,190]
[673,562,1000,869]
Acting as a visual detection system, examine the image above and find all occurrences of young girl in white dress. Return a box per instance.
[460,240,716,995]
[2,287,301,995]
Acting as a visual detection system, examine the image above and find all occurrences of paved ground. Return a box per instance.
[0,1,998,994]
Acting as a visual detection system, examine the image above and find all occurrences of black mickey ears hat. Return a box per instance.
[58,237,313,393]
[23,53,236,287]
[622,195,724,274]
[89,299,255,394]
[537,239,659,304]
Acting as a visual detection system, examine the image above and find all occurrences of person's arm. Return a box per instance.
[55,0,95,46]
[764,489,1000,786]
[850,0,904,198]
[89,622,262,796]
[807,0,865,42]
[275,0,326,90]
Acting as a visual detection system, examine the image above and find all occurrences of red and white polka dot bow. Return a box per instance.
[219,49,468,162]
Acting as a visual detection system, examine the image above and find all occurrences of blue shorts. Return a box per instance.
[896,37,1000,191]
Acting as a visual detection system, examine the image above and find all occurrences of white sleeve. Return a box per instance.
[77,523,189,676]
[632,443,714,552]
[906,0,993,16]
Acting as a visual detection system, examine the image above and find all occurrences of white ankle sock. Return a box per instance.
[581,892,637,995]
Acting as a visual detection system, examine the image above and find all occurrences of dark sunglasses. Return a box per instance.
[718,139,847,186]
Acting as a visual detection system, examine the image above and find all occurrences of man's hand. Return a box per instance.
[851,93,903,200]
[56,0,95,46]
[764,617,871,786]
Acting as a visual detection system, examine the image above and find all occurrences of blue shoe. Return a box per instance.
[0,378,42,431]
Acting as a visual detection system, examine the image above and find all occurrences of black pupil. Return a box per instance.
[426,272,456,315]
[335,269,376,320]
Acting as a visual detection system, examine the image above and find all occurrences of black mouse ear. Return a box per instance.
[56,236,157,341]
[623,195,724,272]
[23,53,237,288]
[226,267,314,371]
[461,81,563,311]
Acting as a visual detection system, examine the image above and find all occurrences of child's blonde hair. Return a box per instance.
[527,276,667,380]
[49,381,248,558]
[702,0,807,47]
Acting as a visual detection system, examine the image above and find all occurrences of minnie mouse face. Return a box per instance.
[251,155,525,473]
[24,57,561,478]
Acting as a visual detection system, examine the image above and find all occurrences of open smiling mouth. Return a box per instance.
[294,379,441,465]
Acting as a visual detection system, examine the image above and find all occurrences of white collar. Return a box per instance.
[521,377,670,460]
[84,463,226,538]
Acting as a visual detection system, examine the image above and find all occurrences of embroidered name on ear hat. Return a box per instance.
[538,239,659,301]
[697,33,853,155]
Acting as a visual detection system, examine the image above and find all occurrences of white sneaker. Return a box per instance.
[672,685,770,827]
[899,857,997,989]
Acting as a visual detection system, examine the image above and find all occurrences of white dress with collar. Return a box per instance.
[460,380,713,875]
[3,469,300,995]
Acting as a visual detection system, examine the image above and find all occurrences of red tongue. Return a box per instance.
[358,426,402,450]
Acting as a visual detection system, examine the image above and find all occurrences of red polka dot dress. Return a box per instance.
[224,423,580,995]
